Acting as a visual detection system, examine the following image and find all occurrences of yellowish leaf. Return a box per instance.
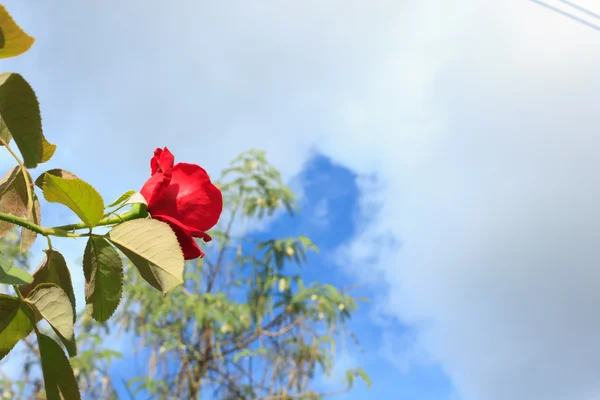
[0,5,34,59]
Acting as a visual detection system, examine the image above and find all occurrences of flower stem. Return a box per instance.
[0,211,85,238]
[53,215,128,232]
[13,285,24,301]
[52,202,149,232]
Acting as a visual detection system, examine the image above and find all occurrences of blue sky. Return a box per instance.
[104,155,455,399]
[3,1,600,399]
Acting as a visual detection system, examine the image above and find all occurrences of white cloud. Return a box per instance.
[4,0,600,399]
[332,2,600,399]
[379,330,434,374]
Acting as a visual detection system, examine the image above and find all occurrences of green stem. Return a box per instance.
[53,215,126,232]
[52,203,148,232]
[0,211,84,238]
[0,212,46,235]
[0,202,146,238]
[12,285,24,301]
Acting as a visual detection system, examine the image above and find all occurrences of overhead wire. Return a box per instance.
[529,0,600,32]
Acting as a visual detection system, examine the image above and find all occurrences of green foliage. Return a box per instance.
[26,283,76,357]
[39,134,57,163]
[0,6,185,387]
[108,219,184,294]
[0,116,11,144]
[0,149,371,400]
[0,252,32,284]
[21,249,76,322]
[106,189,136,208]
[0,72,50,168]
[36,169,105,228]
[0,5,370,398]
[0,294,33,360]
[108,150,370,400]
[38,333,81,400]
[219,149,297,218]
[83,236,123,323]
[0,5,35,58]
[345,367,371,389]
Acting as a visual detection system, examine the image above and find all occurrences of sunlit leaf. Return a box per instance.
[39,134,56,163]
[35,169,104,228]
[0,5,34,59]
[20,250,76,322]
[108,219,184,295]
[27,283,75,357]
[107,189,136,208]
[0,124,55,165]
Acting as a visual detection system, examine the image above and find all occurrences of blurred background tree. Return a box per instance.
[0,150,370,400]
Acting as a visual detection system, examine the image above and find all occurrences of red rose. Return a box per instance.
[140,147,223,260]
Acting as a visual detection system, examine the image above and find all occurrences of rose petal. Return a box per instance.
[148,163,222,232]
[151,147,175,175]
[152,214,212,242]
[155,216,204,259]
[140,170,171,206]
[141,148,222,261]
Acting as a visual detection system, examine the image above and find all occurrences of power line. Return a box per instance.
[530,0,600,32]
[556,0,600,21]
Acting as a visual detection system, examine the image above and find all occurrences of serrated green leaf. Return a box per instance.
[20,250,76,322]
[39,134,56,163]
[26,283,75,356]
[107,189,136,208]
[108,219,184,295]
[38,333,81,400]
[0,5,35,59]
[0,127,54,167]
[0,253,32,284]
[83,236,123,323]
[35,169,104,228]
[0,116,10,145]
[0,73,43,168]
[0,294,33,360]
[0,166,27,238]
[20,192,40,253]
